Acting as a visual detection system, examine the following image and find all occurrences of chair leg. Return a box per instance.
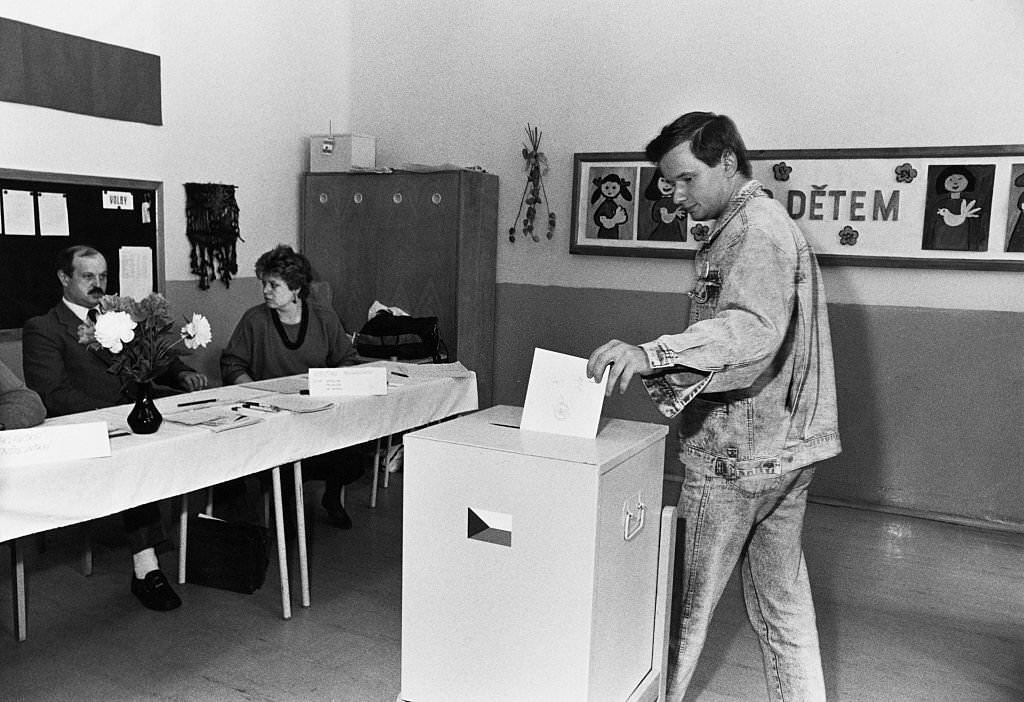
[371,438,382,509]
[204,487,214,516]
[382,434,393,489]
[10,540,27,642]
[81,527,93,576]
[263,487,272,527]
[178,492,189,585]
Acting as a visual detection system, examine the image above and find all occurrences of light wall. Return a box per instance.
[0,0,354,283]
[349,0,1024,312]
[346,0,1024,527]
[2,1,1022,526]
[0,0,354,378]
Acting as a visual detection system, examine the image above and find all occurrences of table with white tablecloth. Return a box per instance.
[1,368,477,640]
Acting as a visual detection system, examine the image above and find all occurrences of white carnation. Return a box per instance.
[181,313,212,349]
[93,311,137,354]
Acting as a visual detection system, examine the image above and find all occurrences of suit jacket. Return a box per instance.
[23,303,193,417]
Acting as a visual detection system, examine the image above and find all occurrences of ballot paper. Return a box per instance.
[520,348,608,439]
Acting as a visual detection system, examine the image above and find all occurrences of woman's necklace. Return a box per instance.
[272,299,308,350]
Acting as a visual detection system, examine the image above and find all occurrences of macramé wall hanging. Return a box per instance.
[184,182,242,289]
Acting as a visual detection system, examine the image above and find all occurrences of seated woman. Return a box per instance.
[221,245,365,528]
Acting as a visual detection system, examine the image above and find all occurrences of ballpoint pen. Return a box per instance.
[179,397,217,407]
[238,401,281,412]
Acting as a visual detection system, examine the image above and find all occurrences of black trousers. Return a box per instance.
[121,502,166,554]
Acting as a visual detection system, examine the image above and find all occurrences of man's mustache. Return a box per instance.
[88,287,104,296]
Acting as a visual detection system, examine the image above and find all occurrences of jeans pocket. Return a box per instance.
[728,472,784,498]
[681,397,730,453]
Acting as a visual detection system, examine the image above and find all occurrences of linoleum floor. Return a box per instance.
[1,474,1021,701]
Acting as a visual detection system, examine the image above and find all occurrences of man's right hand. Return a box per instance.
[586,340,651,397]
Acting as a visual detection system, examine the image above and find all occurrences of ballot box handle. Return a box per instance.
[623,498,647,541]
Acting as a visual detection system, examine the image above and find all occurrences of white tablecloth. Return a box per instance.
[0,372,477,542]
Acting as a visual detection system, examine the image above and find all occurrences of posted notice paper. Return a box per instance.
[520,348,608,438]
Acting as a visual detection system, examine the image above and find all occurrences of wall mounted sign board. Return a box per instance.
[570,145,1024,270]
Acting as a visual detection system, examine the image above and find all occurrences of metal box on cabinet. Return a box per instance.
[308,133,376,172]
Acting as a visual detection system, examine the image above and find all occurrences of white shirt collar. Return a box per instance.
[62,298,95,323]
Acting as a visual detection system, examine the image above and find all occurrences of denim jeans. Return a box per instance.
[668,464,826,702]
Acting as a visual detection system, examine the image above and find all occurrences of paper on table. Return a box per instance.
[519,348,608,439]
[309,366,387,396]
[384,361,473,380]
[0,421,111,466]
[164,407,263,431]
[241,375,308,394]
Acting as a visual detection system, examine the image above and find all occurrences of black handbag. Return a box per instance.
[355,311,448,362]
[185,514,269,594]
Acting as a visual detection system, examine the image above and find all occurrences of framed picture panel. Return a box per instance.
[569,146,1024,269]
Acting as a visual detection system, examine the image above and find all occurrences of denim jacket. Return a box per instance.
[640,180,841,477]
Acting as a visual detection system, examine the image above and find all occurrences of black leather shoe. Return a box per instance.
[131,570,182,611]
[321,493,353,529]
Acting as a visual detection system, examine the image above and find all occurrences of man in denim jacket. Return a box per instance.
[588,112,841,702]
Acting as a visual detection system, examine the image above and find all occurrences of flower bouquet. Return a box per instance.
[78,293,212,432]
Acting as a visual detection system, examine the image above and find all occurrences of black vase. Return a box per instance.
[127,381,162,434]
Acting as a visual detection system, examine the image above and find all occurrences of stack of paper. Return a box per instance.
[165,407,263,432]
[387,361,473,380]
[240,375,308,394]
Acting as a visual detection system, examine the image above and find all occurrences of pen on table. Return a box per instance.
[391,371,409,378]
[237,401,280,412]
[178,397,217,407]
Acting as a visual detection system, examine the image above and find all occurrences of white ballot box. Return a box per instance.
[401,405,669,702]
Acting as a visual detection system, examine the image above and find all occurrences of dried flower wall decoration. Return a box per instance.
[508,124,556,242]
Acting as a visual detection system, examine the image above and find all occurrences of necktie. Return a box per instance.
[88,308,99,323]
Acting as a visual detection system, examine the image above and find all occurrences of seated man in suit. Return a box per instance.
[0,358,45,430]
[22,245,209,611]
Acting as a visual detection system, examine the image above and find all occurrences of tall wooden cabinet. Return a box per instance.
[301,170,498,406]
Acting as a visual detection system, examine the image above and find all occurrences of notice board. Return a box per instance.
[0,169,164,336]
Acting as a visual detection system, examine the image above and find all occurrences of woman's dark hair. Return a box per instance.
[645,111,751,178]
[934,165,976,194]
[255,245,313,298]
